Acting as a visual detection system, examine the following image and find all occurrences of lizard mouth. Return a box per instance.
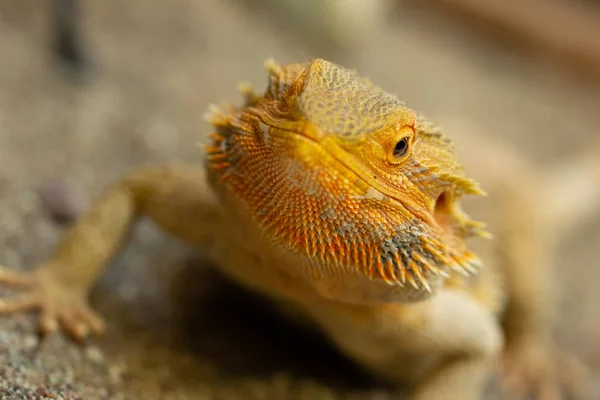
[433,190,489,240]
[433,192,454,232]
[428,189,488,274]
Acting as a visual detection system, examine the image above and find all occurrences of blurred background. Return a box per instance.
[0,0,599,398]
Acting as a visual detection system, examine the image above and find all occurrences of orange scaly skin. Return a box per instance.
[0,59,596,399]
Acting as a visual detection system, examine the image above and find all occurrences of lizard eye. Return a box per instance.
[393,137,409,158]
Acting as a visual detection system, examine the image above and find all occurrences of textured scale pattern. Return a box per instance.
[205,59,486,290]
[297,59,409,139]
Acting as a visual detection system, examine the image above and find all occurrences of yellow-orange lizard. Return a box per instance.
[0,59,598,399]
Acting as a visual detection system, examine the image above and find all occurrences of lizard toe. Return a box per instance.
[0,292,40,314]
[0,266,35,287]
[78,305,106,335]
[61,315,90,341]
[39,309,59,335]
[501,338,590,400]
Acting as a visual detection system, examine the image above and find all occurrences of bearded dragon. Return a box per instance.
[0,59,597,400]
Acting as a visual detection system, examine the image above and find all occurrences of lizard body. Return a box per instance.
[0,59,597,399]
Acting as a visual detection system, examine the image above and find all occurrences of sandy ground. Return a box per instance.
[0,0,599,399]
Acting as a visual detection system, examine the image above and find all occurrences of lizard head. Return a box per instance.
[206,58,489,302]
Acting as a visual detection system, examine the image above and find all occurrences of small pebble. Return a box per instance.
[22,335,39,351]
[108,365,124,384]
[37,179,87,226]
[35,387,55,398]
[84,346,104,364]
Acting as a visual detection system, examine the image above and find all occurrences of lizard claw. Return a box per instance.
[501,336,590,400]
[0,264,105,341]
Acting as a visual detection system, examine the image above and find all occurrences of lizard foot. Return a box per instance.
[0,264,105,341]
[501,336,589,400]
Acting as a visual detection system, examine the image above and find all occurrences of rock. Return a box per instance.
[37,179,87,226]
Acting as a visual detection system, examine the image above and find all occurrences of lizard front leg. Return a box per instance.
[0,163,220,340]
[455,134,597,399]
[303,290,503,400]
